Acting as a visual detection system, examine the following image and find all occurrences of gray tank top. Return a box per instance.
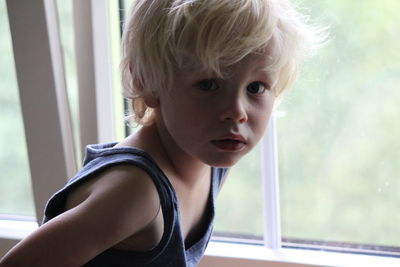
[43,143,227,267]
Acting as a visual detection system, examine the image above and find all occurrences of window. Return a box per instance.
[279,0,400,255]
[1,0,400,266]
[0,0,35,219]
[214,0,400,258]
[214,146,264,238]
[58,0,125,155]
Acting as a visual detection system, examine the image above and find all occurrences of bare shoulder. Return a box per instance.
[79,164,160,207]
[67,164,160,209]
[0,164,161,267]
[66,164,162,247]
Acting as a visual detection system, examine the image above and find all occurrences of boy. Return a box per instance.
[0,0,319,266]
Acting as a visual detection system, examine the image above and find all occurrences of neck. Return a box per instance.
[132,123,210,188]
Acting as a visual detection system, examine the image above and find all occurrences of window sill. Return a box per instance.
[200,240,400,267]
[0,218,38,240]
[1,220,399,267]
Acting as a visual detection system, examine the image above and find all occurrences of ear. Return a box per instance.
[143,92,160,108]
[132,75,159,108]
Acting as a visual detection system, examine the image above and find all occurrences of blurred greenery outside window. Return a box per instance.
[1,0,399,257]
[277,0,400,252]
[215,0,400,255]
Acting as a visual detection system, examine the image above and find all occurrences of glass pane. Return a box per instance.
[124,0,134,12]
[0,1,35,217]
[278,0,400,251]
[121,0,141,136]
[214,145,263,238]
[110,0,127,139]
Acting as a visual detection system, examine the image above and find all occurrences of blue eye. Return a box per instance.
[247,82,267,95]
[196,79,219,91]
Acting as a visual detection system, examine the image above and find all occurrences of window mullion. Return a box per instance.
[91,0,115,143]
[74,0,115,154]
[73,0,98,153]
[44,0,77,178]
[260,114,282,249]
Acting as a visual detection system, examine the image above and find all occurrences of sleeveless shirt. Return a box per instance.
[42,143,227,267]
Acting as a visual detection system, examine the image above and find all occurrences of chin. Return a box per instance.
[202,154,244,168]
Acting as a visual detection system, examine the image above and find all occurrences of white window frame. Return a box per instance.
[5,0,77,223]
[74,0,116,154]
[1,1,400,266]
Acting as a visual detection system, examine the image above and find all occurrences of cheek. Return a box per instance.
[249,103,274,137]
[161,97,205,135]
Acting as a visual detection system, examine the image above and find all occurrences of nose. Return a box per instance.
[219,93,248,123]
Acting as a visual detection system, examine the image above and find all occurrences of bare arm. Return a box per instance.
[0,165,160,267]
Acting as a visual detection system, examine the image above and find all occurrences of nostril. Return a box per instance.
[219,96,248,123]
[221,113,248,123]
[238,116,247,123]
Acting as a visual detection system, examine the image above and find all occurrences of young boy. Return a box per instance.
[0,0,319,266]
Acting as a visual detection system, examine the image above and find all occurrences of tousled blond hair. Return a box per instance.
[121,0,323,125]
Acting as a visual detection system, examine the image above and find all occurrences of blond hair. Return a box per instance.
[121,0,323,125]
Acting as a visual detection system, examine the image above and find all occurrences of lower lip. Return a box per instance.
[211,140,246,152]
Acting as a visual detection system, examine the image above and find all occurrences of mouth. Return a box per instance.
[211,136,247,152]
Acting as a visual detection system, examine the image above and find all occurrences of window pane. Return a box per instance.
[214,146,263,238]
[110,0,127,139]
[0,1,35,217]
[279,0,400,251]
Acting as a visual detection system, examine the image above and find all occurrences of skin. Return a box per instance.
[0,52,276,266]
[154,52,276,171]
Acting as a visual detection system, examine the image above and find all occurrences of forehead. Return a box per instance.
[178,51,276,78]
[232,51,275,72]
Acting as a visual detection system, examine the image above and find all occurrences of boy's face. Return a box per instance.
[154,52,276,167]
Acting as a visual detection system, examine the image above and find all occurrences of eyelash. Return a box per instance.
[194,79,269,95]
[195,79,219,91]
[246,81,268,95]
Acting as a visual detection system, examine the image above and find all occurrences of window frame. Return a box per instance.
[5,0,77,222]
[1,1,399,266]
